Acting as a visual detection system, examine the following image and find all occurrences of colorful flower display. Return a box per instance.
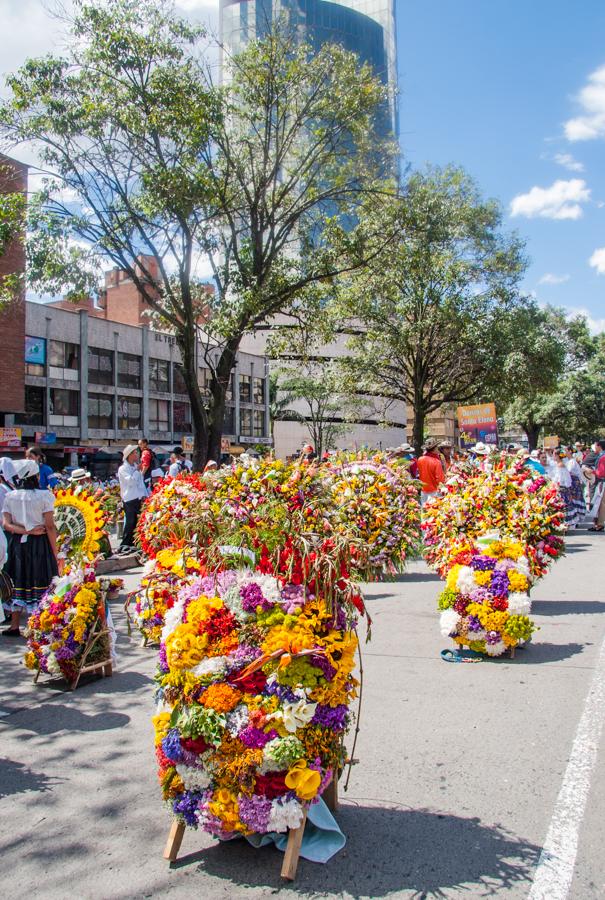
[25,567,110,682]
[424,460,565,657]
[154,568,358,837]
[136,473,215,559]
[54,486,107,562]
[129,549,203,645]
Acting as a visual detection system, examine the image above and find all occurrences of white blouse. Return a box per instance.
[3,489,55,532]
[551,465,572,488]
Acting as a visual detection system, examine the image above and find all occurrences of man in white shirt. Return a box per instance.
[117,444,147,554]
[168,446,187,478]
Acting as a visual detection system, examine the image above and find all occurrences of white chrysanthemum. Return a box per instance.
[268,797,305,833]
[440,608,461,637]
[516,556,531,577]
[507,592,531,615]
[191,656,228,678]
[225,704,249,737]
[468,629,487,642]
[484,640,506,657]
[221,585,250,622]
[456,566,476,595]
[47,652,62,675]
[162,597,186,641]
[176,765,212,792]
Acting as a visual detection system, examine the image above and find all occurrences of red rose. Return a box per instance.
[181,736,210,754]
[229,669,267,693]
[255,772,289,799]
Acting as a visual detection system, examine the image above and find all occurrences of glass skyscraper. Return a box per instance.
[220,0,398,136]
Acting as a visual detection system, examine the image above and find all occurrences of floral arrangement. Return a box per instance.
[54,486,107,562]
[93,480,123,527]
[437,534,536,656]
[25,567,109,682]
[323,455,421,575]
[422,461,565,579]
[129,548,204,645]
[424,462,565,658]
[136,473,215,559]
[154,567,357,837]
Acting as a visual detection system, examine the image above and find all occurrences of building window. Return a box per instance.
[88,393,114,430]
[253,409,265,437]
[25,336,46,376]
[173,363,188,395]
[48,340,79,382]
[253,377,265,405]
[149,358,170,393]
[240,408,253,437]
[88,347,114,386]
[149,398,169,432]
[118,397,141,431]
[117,352,141,389]
[223,405,235,435]
[199,367,211,396]
[173,400,191,432]
[239,374,252,403]
[49,388,79,427]
[15,385,45,426]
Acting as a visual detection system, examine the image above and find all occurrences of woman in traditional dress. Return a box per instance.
[550,451,574,529]
[564,446,587,527]
[1,459,58,637]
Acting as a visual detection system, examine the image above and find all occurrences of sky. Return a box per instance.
[1,0,604,332]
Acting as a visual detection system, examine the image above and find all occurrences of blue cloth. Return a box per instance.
[244,798,346,863]
[525,459,546,475]
[39,463,59,490]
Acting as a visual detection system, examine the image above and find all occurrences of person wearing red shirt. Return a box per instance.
[589,440,605,532]
[417,438,445,506]
[138,438,154,490]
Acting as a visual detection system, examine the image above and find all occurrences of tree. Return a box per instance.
[336,167,527,454]
[500,304,593,448]
[0,0,394,468]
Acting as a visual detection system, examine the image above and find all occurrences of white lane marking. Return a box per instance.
[528,632,605,900]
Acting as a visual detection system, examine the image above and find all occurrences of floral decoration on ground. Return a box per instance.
[128,548,203,645]
[53,486,107,562]
[25,567,109,682]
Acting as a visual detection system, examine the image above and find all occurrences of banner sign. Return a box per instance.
[35,432,57,446]
[25,336,46,365]
[0,426,22,448]
[543,435,559,449]
[457,403,498,448]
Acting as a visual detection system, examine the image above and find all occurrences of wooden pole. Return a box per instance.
[281,808,308,881]
[163,820,186,862]
[323,774,338,812]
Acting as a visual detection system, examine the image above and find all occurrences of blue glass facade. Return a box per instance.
[220,0,397,136]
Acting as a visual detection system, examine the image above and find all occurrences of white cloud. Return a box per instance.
[538,273,570,285]
[564,306,605,335]
[553,152,584,172]
[510,179,591,220]
[589,247,605,274]
[564,64,605,141]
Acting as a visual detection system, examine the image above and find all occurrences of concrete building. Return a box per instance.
[222,1,405,457]
[0,154,28,423]
[8,299,270,473]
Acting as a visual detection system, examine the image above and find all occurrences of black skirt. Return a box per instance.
[4,533,58,612]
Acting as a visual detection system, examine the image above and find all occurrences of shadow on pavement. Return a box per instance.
[533,600,605,616]
[391,572,442,583]
[0,757,60,798]
[173,804,541,898]
[564,543,592,553]
[512,641,587,664]
[6,706,130,735]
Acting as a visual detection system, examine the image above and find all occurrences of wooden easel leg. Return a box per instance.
[163,819,186,862]
[509,646,516,659]
[323,773,338,812]
[281,808,308,881]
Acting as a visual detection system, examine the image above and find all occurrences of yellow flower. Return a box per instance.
[446,565,462,592]
[508,572,529,592]
[474,571,492,587]
[152,712,171,746]
[285,760,322,801]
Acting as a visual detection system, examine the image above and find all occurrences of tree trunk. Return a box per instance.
[176,329,209,472]
[524,422,541,451]
[207,340,240,465]
[412,400,425,457]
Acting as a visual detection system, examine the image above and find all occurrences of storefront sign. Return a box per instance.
[0,426,22,448]
[35,432,57,446]
[457,403,498,448]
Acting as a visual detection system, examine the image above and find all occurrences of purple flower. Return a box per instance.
[469,587,491,603]
[486,630,501,645]
[470,555,497,571]
[280,583,306,614]
[312,704,348,731]
[265,679,300,703]
[162,728,184,763]
[240,582,273,613]
[309,653,336,682]
[158,644,169,673]
[467,615,483,633]
[239,726,278,749]
[238,795,272,832]
[490,571,509,597]
[173,790,203,827]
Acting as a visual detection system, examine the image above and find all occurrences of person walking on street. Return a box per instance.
[417,438,445,506]
[564,447,587,525]
[589,440,605,532]
[1,459,59,637]
[26,446,59,490]
[117,445,147,554]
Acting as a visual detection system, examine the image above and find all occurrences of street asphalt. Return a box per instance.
[1,528,604,899]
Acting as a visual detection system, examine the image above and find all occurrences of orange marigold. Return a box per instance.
[200,682,242,713]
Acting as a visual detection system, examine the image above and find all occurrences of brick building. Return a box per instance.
[0,153,28,422]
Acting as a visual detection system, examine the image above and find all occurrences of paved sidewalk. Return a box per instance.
[1,531,605,899]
